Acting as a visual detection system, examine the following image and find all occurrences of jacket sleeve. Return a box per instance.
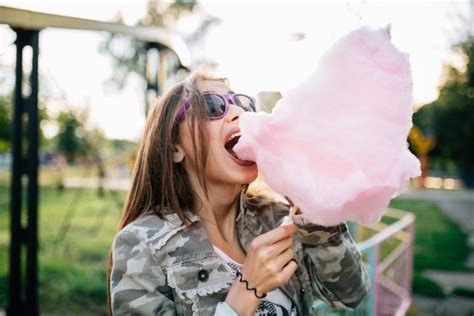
[292,214,371,310]
[110,230,176,315]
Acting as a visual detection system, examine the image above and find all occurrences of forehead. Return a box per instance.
[196,80,231,94]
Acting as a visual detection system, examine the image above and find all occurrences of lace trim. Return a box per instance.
[167,262,236,302]
[169,274,235,315]
[150,213,200,251]
[191,296,199,316]
[168,272,235,299]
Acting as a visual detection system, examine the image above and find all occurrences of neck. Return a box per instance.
[190,176,242,243]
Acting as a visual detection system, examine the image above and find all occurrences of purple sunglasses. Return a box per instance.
[175,92,256,123]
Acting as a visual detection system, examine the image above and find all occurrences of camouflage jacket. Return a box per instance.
[110,191,371,315]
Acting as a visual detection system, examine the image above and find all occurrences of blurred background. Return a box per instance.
[0,0,473,315]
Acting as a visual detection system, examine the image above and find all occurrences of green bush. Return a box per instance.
[452,287,474,298]
[412,273,446,298]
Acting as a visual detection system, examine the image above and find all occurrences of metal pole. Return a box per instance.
[26,29,39,316]
[8,27,25,316]
[8,28,40,316]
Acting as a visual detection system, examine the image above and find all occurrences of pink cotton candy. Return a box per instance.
[234,25,421,226]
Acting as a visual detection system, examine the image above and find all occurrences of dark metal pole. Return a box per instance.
[26,30,39,316]
[8,27,24,316]
[8,28,40,316]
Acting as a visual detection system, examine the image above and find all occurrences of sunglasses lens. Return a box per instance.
[233,95,256,112]
[203,94,227,118]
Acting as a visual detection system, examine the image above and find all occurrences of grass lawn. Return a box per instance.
[0,175,470,313]
[0,181,125,315]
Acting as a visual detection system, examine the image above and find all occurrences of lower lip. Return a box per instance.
[227,150,256,167]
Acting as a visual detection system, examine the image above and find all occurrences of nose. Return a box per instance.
[225,103,244,122]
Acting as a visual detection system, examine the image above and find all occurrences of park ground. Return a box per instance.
[0,171,473,315]
[399,189,474,316]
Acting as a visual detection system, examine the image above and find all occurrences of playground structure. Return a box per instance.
[0,5,416,316]
[0,5,190,315]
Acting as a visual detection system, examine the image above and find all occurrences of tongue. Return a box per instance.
[226,146,239,159]
[225,137,242,159]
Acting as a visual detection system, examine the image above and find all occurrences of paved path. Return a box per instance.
[413,294,474,316]
[63,176,130,191]
[424,270,474,293]
[399,189,474,233]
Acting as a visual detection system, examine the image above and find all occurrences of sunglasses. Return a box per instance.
[175,92,256,123]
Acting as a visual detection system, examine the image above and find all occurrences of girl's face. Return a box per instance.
[177,80,258,187]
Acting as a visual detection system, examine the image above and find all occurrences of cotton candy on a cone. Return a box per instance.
[234,25,421,226]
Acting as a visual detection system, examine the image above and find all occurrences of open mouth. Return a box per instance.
[224,132,241,159]
[224,131,255,167]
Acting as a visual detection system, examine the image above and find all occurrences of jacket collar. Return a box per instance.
[158,188,248,260]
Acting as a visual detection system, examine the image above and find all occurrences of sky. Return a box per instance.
[0,0,471,140]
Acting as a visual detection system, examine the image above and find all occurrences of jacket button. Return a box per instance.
[300,288,305,296]
[198,269,209,282]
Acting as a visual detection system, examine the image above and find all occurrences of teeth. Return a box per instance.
[227,132,241,142]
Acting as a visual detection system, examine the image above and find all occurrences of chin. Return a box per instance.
[206,147,259,185]
[214,163,258,186]
[238,165,259,184]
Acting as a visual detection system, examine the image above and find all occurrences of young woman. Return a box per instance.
[108,73,370,315]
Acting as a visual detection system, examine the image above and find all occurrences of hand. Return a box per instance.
[243,224,297,293]
[225,224,298,315]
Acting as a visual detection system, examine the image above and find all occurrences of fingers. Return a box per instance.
[265,236,293,258]
[273,248,295,270]
[243,224,298,293]
[254,224,297,247]
[279,258,298,282]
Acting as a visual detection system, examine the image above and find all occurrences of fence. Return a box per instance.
[313,209,415,316]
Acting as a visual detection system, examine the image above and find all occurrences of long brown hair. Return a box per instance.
[107,73,227,314]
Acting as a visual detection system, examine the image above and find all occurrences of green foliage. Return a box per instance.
[452,287,474,298]
[413,35,474,179]
[412,272,446,298]
[55,110,84,162]
[0,94,11,153]
[53,108,106,163]
[0,94,50,153]
[100,1,218,90]
[101,1,196,90]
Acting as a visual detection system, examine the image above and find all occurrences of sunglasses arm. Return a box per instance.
[175,98,192,123]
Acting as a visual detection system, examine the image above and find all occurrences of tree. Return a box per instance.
[55,109,88,163]
[0,93,50,154]
[100,1,219,89]
[413,34,474,186]
[0,94,11,153]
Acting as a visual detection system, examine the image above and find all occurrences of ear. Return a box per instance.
[173,144,185,163]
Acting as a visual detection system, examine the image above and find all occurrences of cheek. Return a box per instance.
[179,125,201,168]
[206,139,225,170]
[205,122,224,159]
